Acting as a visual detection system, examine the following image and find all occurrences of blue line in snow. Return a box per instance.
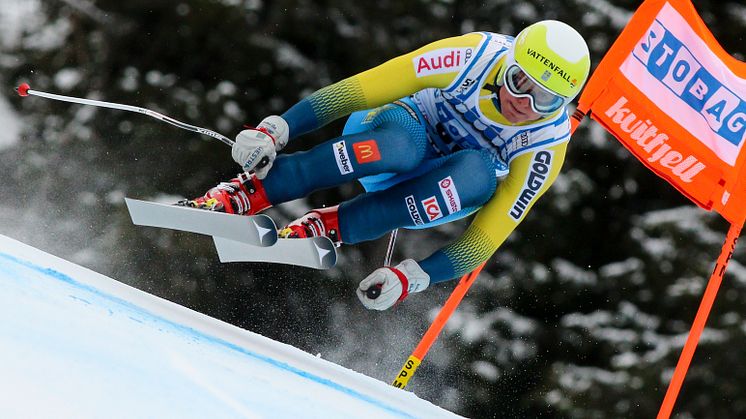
[0,252,417,418]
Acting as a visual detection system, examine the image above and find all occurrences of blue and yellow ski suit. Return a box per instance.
[259,32,572,283]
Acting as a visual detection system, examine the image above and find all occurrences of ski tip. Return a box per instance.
[16,83,30,97]
[123,197,138,209]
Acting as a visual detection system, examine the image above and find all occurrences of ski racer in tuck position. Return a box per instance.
[184,20,591,310]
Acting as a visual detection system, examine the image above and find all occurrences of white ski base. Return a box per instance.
[0,234,460,418]
[125,197,278,247]
[214,235,337,269]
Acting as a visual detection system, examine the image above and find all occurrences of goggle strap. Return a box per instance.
[483,82,501,96]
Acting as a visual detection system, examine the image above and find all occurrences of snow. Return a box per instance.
[0,233,461,419]
[598,257,643,279]
[118,67,140,92]
[0,0,42,49]
[0,95,21,150]
[561,310,613,329]
[447,305,539,364]
[472,360,501,381]
[0,2,31,147]
[574,0,633,29]
[551,258,598,286]
[23,16,72,52]
[53,68,84,91]
[249,34,315,71]
[638,206,723,246]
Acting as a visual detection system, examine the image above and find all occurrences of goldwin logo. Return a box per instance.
[405,195,424,225]
[605,96,706,183]
[509,150,552,221]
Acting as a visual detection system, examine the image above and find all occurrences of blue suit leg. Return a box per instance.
[339,149,498,244]
[261,102,429,204]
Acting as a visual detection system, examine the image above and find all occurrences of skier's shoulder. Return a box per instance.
[422,32,482,51]
[464,31,514,51]
[410,32,512,76]
[430,31,513,50]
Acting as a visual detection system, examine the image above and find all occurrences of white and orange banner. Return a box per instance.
[578,0,746,224]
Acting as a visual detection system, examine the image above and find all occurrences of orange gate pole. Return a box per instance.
[392,262,486,388]
[657,222,742,418]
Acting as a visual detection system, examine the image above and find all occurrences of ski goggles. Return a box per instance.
[503,64,567,114]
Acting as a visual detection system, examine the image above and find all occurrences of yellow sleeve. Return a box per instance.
[282,33,483,137]
[421,142,568,282]
[354,32,484,107]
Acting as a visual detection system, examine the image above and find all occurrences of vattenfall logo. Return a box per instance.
[509,150,552,221]
[526,48,577,87]
[606,96,706,183]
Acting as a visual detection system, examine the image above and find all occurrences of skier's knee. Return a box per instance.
[449,150,497,206]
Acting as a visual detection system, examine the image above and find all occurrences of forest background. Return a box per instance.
[2,1,746,417]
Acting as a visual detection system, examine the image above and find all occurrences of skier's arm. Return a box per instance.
[418,142,568,283]
[280,33,483,139]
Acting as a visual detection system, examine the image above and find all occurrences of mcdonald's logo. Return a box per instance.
[352,140,381,164]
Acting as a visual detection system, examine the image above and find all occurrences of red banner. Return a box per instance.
[578,0,746,224]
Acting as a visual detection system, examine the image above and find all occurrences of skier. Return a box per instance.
[183,20,590,311]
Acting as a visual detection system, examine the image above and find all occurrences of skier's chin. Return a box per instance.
[503,101,531,123]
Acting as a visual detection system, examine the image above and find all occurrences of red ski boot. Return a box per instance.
[279,205,342,246]
[179,172,272,215]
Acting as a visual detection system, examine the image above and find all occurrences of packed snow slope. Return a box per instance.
[0,234,461,419]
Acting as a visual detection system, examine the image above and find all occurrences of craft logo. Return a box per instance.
[353,140,381,164]
[605,96,706,183]
[421,196,443,221]
[509,150,552,221]
[333,140,354,175]
[405,195,424,225]
[361,109,380,124]
[438,176,461,214]
[629,14,746,153]
[413,48,473,77]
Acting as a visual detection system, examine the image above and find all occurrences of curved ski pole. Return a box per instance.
[16,83,234,146]
[16,83,272,170]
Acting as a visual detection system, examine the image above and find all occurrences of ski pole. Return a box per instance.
[15,83,234,147]
[383,228,399,267]
[392,261,487,389]
[364,229,400,300]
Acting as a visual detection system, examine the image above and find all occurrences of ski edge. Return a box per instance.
[124,197,278,247]
[212,236,337,270]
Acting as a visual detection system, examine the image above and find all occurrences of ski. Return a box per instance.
[124,198,278,247]
[213,236,337,270]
